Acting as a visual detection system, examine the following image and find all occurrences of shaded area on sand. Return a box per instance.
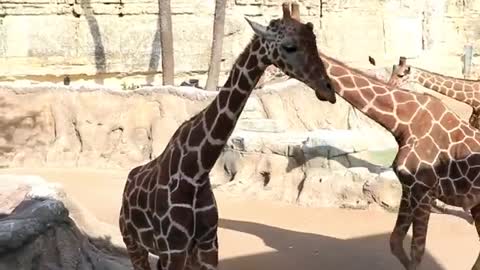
[220,219,444,270]
[0,167,478,270]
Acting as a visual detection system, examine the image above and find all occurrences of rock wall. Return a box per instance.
[0,70,475,210]
[0,76,415,211]
[1,0,480,86]
[0,80,398,169]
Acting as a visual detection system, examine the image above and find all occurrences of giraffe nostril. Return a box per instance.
[326,82,332,90]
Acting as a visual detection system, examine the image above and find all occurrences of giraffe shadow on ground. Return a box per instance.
[286,144,394,174]
[219,219,446,270]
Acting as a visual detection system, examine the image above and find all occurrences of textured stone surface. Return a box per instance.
[1,0,480,85]
[214,127,400,210]
[0,176,133,270]
[0,80,403,211]
[0,78,473,212]
[0,81,397,169]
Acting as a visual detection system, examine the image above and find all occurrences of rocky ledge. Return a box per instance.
[212,128,401,211]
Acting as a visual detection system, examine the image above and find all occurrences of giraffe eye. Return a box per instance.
[281,44,297,53]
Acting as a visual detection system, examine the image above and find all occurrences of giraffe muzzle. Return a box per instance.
[315,82,336,104]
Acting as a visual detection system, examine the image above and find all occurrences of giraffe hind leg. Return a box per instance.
[408,192,433,270]
[431,199,474,224]
[470,204,480,270]
[390,187,413,269]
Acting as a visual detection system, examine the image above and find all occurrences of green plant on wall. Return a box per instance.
[121,81,140,91]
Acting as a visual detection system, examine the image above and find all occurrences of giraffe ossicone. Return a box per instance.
[118,2,336,270]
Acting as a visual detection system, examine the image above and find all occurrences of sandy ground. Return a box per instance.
[1,167,479,270]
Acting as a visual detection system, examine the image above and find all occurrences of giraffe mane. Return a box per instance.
[320,52,400,87]
[410,65,480,82]
[167,35,261,140]
[238,35,259,62]
[321,52,446,104]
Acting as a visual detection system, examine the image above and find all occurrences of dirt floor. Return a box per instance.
[1,167,478,270]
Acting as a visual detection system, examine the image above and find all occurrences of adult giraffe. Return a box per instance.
[368,56,477,222]
[371,56,480,129]
[270,2,480,266]
[321,51,480,270]
[118,3,336,270]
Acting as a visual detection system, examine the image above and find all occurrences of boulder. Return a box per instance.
[363,172,403,212]
[0,175,138,270]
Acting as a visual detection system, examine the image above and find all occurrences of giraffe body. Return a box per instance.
[321,52,480,270]
[119,3,336,270]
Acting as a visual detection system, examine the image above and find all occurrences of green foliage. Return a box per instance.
[120,81,140,91]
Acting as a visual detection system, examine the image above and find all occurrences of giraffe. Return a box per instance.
[118,3,336,270]
[370,56,480,129]
[319,50,480,270]
[367,56,477,223]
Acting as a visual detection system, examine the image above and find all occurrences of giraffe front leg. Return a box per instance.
[408,191,433,270]
[390,187,413,269]
[470,204,480,270]
[192,237,219,270]
[120,219,151,270]
[191,181,219,270]
[157,252,188,270]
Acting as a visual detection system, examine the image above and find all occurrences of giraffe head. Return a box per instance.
[245,2,336,104]
[369,56,414,88]
[386,56,415,87]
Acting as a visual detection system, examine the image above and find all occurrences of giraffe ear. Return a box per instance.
[405,66,412,74]
[282,2,291,18]
[245,17,275,41]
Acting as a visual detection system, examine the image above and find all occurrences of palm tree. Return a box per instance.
[205,0,227,91]
[159,0,174,85]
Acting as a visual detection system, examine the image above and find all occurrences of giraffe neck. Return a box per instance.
[411,67,480,107]
[320,52,421,142]
[171,36,268,181]
[204,37,267,144]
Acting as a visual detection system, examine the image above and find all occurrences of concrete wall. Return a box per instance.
[1,0,480,86]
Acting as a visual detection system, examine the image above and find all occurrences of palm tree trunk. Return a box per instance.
[159,0,174,85]
[205,0,227,91]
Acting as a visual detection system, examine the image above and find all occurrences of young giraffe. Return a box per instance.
[372,56,480,129]
[118,3,336,270]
